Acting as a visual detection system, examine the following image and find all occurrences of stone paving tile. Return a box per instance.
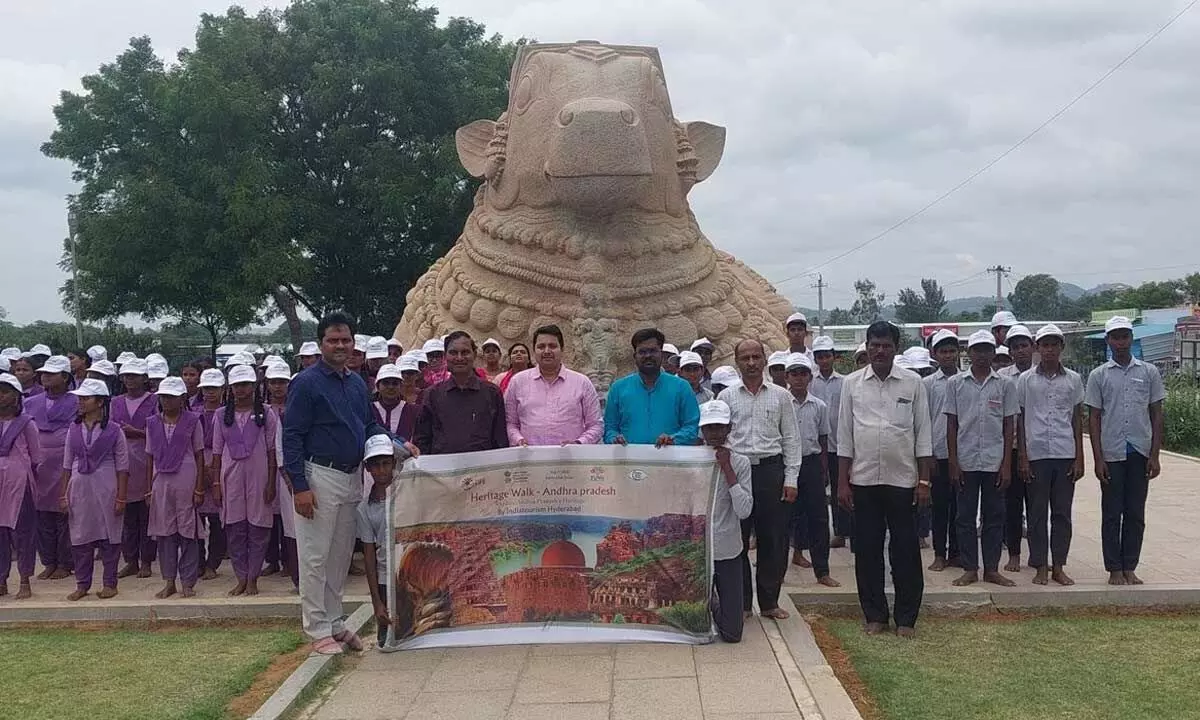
[612,677,703,720]
[614,643,696,679]
[404,690,514,720]
[506,702,611,720]
[697,661,797,715]
[312,670,424,720]
[703,714,803,720]
[513,654,614,704]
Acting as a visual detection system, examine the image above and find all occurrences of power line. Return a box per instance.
[769,0,1198,286]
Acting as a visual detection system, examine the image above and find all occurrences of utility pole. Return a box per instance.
[986,265,1011,309]
[812,274,827,333]
[66,197,83,348]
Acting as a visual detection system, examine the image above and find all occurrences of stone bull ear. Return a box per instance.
[456,119,497,178]
[685,121,725,183]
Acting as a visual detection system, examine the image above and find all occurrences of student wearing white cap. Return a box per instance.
[87,360,119,396]
[27,356,77,582]
[26,345,52,371]
[1086,316,1165,586]
[262,363,298,586]
[358,434,401,645]
[365,337,390,386]
[662,343,681,376]
[67,349,92,389]
[371,363,417,440]
[1,348,22,362]
[997,324,1034,572]
[810,335,849,549]
[87,345,108,364]
[697,400,754,642]
[678,351,713,407]
[709,366,740,396]
[348,336,368,382]
[785,313,812,359]
[479,337,505,383]
[386,337,403,363]
[991,345,1012,372]
[195,368,228,580]
[113,358,157,579]
[990,310,1018,346]
[785,353,840,586]
[924,329,961,570]
[421,337,449,387]
[690,337,716,390]
[1016,324,1085,587]
[945,332,1019,588]
[767,351,789,388]
[297,341,321,369]
[146,357,169,393]
[0,372,41,599]
[853,342,869,370]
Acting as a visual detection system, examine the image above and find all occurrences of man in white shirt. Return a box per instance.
[718,339,801,620]
[837,322,932,637]
[810,335,850,549]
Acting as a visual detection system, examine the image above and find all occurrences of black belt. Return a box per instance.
[748,454,783,466]
[306,456,360,474]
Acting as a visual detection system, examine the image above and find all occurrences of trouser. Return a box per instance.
[297,463,361,641]
[1027,459,1075,569]
[916,503,931,540]
[829,452,853,539]
[226,521,271,583]
[266,514,285,568]
[0,490,37,582]
[1004,449,1029,556]
[851,484,923,629]
[37,510,72,570]
[282,537,299,587]
[711,557,744,643]
[198,512,226,572]
[1101,452,1149,573]
[73,541,120,591]
[158,534,200,587]
[956,471,1005,573]
[377,582,390,647]
[121,500,156,567]
[791,455,831,578]
[930,459,959,559]
[740,456,787,613]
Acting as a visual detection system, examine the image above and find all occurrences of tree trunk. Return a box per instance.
[272,286,304,354]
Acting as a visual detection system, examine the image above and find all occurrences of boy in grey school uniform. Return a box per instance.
[698,400,754,642]
[946,331,1019,588]
[785,353,840,586]
[1017,324,1086,587]
[810,336,849,550]
[998,324,1035,573]
[923,329,961,571]
[1085,316,1166,586]
[358,435,396,647]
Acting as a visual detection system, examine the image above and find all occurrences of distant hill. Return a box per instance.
[1059,282,1088,300]
[945,296,993,315]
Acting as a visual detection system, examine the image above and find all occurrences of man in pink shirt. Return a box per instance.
[505,325,603,446]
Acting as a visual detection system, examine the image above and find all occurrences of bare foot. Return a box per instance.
[1124,571,1144,585]
[261,565,280,577]
[37,567,54,580]
[1004,555,1022,573]
[830,536,846,549]
[180,586,196,598]
[97,586,118,599]
[817,575,841,588]
[15,581,32,600]
[761,607,789,620]
[67,588,88,601]
[228,581,247,597]
[1052,568,1075,586]
[791,552,812,568]
[117,563,138,579]
[155,582,177,599]
[896,626,917,639]
[928,556,948,571]
[1033,567,1049,585]
[48,568,71,580]
[245,580,260,596]
[200,568,218,581]
[983,571,1016,587]
[918,537,930,549]
[952,571,979,587]
[136,564,153,579]
[864,622,887,635]
[1108,571,1127,586]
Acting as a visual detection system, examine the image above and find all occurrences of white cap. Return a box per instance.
[298,341,320,356]
[227,364,257,385]
[662,343,679,357]
[89,360,117,377]
[711,366,740,387]
[785,352,812,371]
[0,373,22,394]
[353,336,368,354]
[156,376,187,396]
[967,330,996,348]
[854,342,868,358]
[70,378,111,397]
[375,363,403,382]
[28,344,51,357]
[364,434,394,460]
[260,354,286,368]
[990,310,1017,329]
[1105,316,1134,334]
[0,357,8,373]
[144,353,165,365]
[903,346,933,366]
[407,349,429,364]
[894,354,913,370]
[930,329,959,349]
[0,348,21,361]
[226,352,255,367]
[37,356,71,374]
[698,399,732,427]
[811,336,835,352]
[690,337,714,351]
[87,345,108,362]
[147,358,169,379]
[677,351,704,369]
[199,368,226,388]
[422,338,445,354]
[115,351,138,365]
[1036,324,1064,341]
[785,312,808,327]
[120,358,149,376]
[265,363,292,381]
[397,356,421,373]
[1006,324,1033,342]
[366,336,390,360]
[995,346,1011,357]
[481,337,501,350]
[767,351,789,368]
[387,338,403,348]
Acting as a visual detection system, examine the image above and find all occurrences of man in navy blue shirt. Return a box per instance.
[284,311,416,655]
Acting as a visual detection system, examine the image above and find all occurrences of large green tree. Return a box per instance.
[894,278,947,323]
[1008,274,1069,320]
[850,278,886,324]
[43,0,519,350]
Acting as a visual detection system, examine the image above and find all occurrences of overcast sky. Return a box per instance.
[1,0,1197,323]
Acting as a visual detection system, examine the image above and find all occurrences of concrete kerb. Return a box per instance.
[250,602,373,720]
[790,585,1200,615]
[774,592,864,720]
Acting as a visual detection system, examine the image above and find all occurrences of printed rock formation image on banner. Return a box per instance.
[384,446,719,650]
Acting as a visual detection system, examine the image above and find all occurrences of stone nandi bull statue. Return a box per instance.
[394,41,792,390]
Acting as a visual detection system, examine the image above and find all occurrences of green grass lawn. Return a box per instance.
[823,616,1200,720]
[0,624,305,720]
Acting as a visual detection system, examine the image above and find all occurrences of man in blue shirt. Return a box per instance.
[283,311,416,655]
[604,328,700,447]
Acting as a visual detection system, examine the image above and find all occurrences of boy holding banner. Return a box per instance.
[699,400,753,643]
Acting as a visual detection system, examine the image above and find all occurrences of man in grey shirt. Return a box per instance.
[1085,316,1166,587]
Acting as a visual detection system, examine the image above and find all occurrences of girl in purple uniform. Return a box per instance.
[196,369,226,580]
[0,373,41,599]
[112,358,156,578]
[62,379,129,601]
[146,377,206,599]
[211,364,277,596]
[27,356,77,580]
[181,361,204,411]
[11,358,42,399]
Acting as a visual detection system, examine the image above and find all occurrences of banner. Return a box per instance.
[383,445,719,650]
[920,323,959,339]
